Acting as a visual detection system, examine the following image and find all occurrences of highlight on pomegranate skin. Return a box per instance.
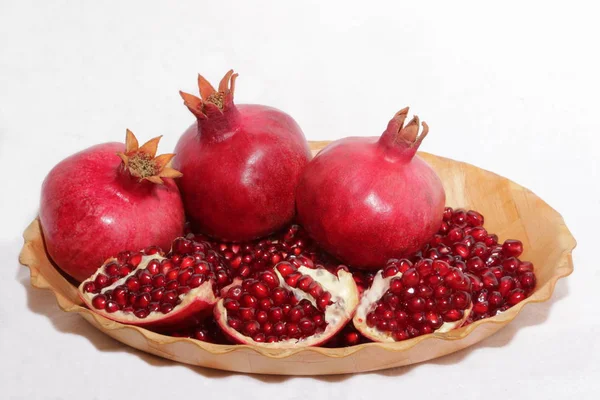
[296,107,446,270]
[79,236,232,330]
[173,70,312,242]
[40,130,186,282]
[213,261,359,347]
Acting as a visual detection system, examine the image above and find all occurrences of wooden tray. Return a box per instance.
[19,141,576,375]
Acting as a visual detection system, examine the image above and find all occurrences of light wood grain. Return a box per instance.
[19,142,576,375]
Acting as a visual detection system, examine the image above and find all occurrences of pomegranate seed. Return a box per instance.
[259,270,280,288]
[498,276,515,297]
[250,282,269,299]
[239,308,255,321]
[271,287,287,305]
[383,265,399,277]
[273,322,286,336]
[502,240,523,257]
[276,262,296,277]
[244,321,260,336]
[160,303,174,314]
[507,289,526,306]
[520,272,536,290]
[317,292,331,311]
[105,301,119,313]
[443,309,463,321]
[286,323,300,337]
[91,294,107,309]
[83,282,96,293]
[256,310,269,324]
[489,291,504,307]
[241,294,258,308]
[105,262,119,277]
[269,307,283,322]
[285,272,302,288]
[466,210,484,227]
[401,268,420,287]
[94,274,108,288]
[389,278,403,294]
[258,297,273,311]
[518,261,534,274]
[128,253,143,267]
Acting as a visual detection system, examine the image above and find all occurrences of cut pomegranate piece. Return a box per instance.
[353,259,472,342]
[79,237,231,330]
[214,261,359,347]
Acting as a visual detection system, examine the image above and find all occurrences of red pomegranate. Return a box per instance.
[296,107,446,270]
[173,70,312,242]
[40,130,185,282]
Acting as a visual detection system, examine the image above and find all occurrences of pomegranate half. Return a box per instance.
[174,70,312,242]
[79,236,231,330]
[214,261,359,347]
[296,107,446,270]
[40,130,185,282]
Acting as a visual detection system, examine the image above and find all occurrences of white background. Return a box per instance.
[1,0,598,399]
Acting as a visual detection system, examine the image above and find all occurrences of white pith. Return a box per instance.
[215,266,359,348]
[79,254,217,323]
[353,270,471,342]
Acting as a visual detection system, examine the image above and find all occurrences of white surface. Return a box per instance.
[1,0,598,398]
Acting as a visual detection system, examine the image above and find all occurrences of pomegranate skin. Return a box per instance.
[40,142,185,282]
[296,109,445,270]
[174,72,311,241]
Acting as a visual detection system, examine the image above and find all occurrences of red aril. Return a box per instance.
[296,107,445,269]
[40,131,185,282]
[174,70,312,242]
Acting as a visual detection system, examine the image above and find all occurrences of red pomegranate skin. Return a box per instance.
[40,142,185,282]
[296,108,445,269]
[174,71,311,241]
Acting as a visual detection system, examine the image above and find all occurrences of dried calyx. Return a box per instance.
[116,129,182,184]
[179,70,238,119]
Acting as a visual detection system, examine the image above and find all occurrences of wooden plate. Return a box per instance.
[19,141,576,375]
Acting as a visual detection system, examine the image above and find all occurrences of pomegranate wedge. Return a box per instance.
[214,262,359,347]
[79,237,231,330]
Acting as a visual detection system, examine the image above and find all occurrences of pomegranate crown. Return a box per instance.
[179,69,238,119]
[116,130,183,184]
[388,107,429,148]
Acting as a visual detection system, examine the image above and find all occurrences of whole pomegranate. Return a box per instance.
[174,70,312,242]
[40,130,185,282]
[296,107,445,270]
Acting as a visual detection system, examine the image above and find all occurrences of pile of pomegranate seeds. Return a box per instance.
[191,224,337,279]
[83,238,231,318]
[411,207,536,324]
[221,265,332,343]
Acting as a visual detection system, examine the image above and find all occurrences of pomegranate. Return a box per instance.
[214,261,359,347]
[296,107,445,270]
[353,259,472,341]
[174,70,312,242]
[40,130,185,282]
[79,236,232,330]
